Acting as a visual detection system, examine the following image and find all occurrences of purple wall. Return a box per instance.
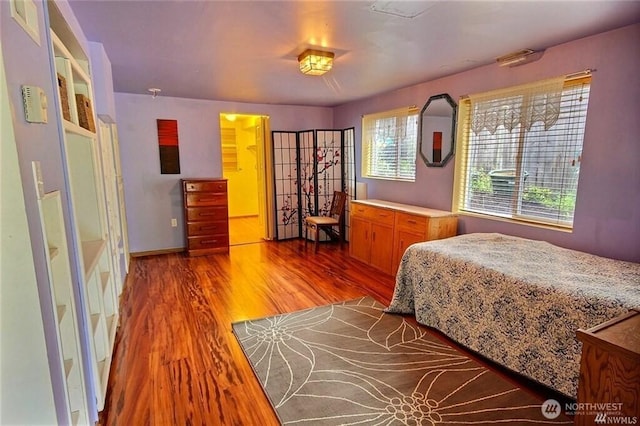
[1,0,104,422]
[333,24,640,263]
[115,93,333,252]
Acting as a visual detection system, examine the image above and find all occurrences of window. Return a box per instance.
[454,75,591,228]
[362,107,418,181]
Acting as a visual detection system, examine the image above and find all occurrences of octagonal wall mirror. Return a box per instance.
[418,93,457,167]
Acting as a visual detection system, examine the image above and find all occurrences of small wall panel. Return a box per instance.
[298,130,316,223]
[342,127,355,241]
[272,131,300,240]
[315,130,342,215]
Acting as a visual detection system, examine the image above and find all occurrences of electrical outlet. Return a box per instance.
[171,218,178,227]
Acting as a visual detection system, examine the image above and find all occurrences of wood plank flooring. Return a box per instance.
[100,239,569,425]
[228,216,263,246]
[100,239,395,425]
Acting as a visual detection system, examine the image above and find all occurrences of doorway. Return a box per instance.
[219,113,271,245]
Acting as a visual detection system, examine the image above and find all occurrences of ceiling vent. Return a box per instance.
[370,1,433,18]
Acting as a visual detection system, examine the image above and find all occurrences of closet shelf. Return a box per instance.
[90,313,101,335]
[63,119,96,137]
[49,246,60,260]
[63,358,74,379]
[56,304,67,323]
[100,271,110,293]
[82,239,107,278]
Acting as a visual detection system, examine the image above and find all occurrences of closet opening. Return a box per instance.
[219,113,273,245]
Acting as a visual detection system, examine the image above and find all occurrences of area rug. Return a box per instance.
[232,296,571,425]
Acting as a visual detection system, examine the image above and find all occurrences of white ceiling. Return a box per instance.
[68,0,640,107]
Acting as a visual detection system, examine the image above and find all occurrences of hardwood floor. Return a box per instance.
[229,216,263,246]
[100,239,395,425]
[100,238,570,425]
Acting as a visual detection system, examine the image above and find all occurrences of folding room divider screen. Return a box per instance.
[272,128,355,241]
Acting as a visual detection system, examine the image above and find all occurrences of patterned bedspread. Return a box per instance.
[386,233,640,398]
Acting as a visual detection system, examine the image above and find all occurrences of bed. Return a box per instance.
[386,233,640,398]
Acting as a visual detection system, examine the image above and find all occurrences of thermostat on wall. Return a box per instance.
[21,85,48,123]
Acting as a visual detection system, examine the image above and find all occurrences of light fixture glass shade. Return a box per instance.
[298,49,334,76]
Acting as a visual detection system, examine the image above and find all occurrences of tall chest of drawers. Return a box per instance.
[182,178,229,256]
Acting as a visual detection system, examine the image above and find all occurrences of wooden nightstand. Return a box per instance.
[575,309,640,425]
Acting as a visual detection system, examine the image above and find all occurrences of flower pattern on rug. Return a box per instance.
[233,297,573,425]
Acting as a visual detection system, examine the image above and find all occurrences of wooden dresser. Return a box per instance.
[182,178,229,256]
[575,309,640,425]
[349,200,458,275]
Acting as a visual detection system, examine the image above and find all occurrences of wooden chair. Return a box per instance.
[304,191,347,252]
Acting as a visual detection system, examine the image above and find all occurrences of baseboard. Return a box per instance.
[130,247,184,257]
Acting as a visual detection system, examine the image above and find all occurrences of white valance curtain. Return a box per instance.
[362,106,418,180]
[363,106,416,141]
[469,77,565,135]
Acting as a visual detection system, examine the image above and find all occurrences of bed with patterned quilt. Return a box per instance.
[386,233,640,398]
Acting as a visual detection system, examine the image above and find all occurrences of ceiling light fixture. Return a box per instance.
[496,49,542,67]
[148,87,161,98]
[298,49,334,76]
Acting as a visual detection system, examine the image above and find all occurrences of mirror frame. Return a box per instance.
[418,93,457,167]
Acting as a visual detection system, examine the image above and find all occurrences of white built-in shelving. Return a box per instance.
[36,190,90,425]
[110,125,130,275]
[98,119,126,292]
[48,1,119,412]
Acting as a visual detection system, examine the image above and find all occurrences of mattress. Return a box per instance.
[386,233,640,397]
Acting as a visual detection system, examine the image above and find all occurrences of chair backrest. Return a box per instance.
[329,191,347,222]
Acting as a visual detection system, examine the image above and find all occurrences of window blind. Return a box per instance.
[455,76,591,227]
[361,107,418,181]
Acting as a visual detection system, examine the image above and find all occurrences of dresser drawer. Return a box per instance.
[395,212,428,234]
[186,206,228,222]
[351,204,394,225]
[185,192,227,207]
[184,180,227,193]
[187,221,228,236]
[188,235,230,250]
